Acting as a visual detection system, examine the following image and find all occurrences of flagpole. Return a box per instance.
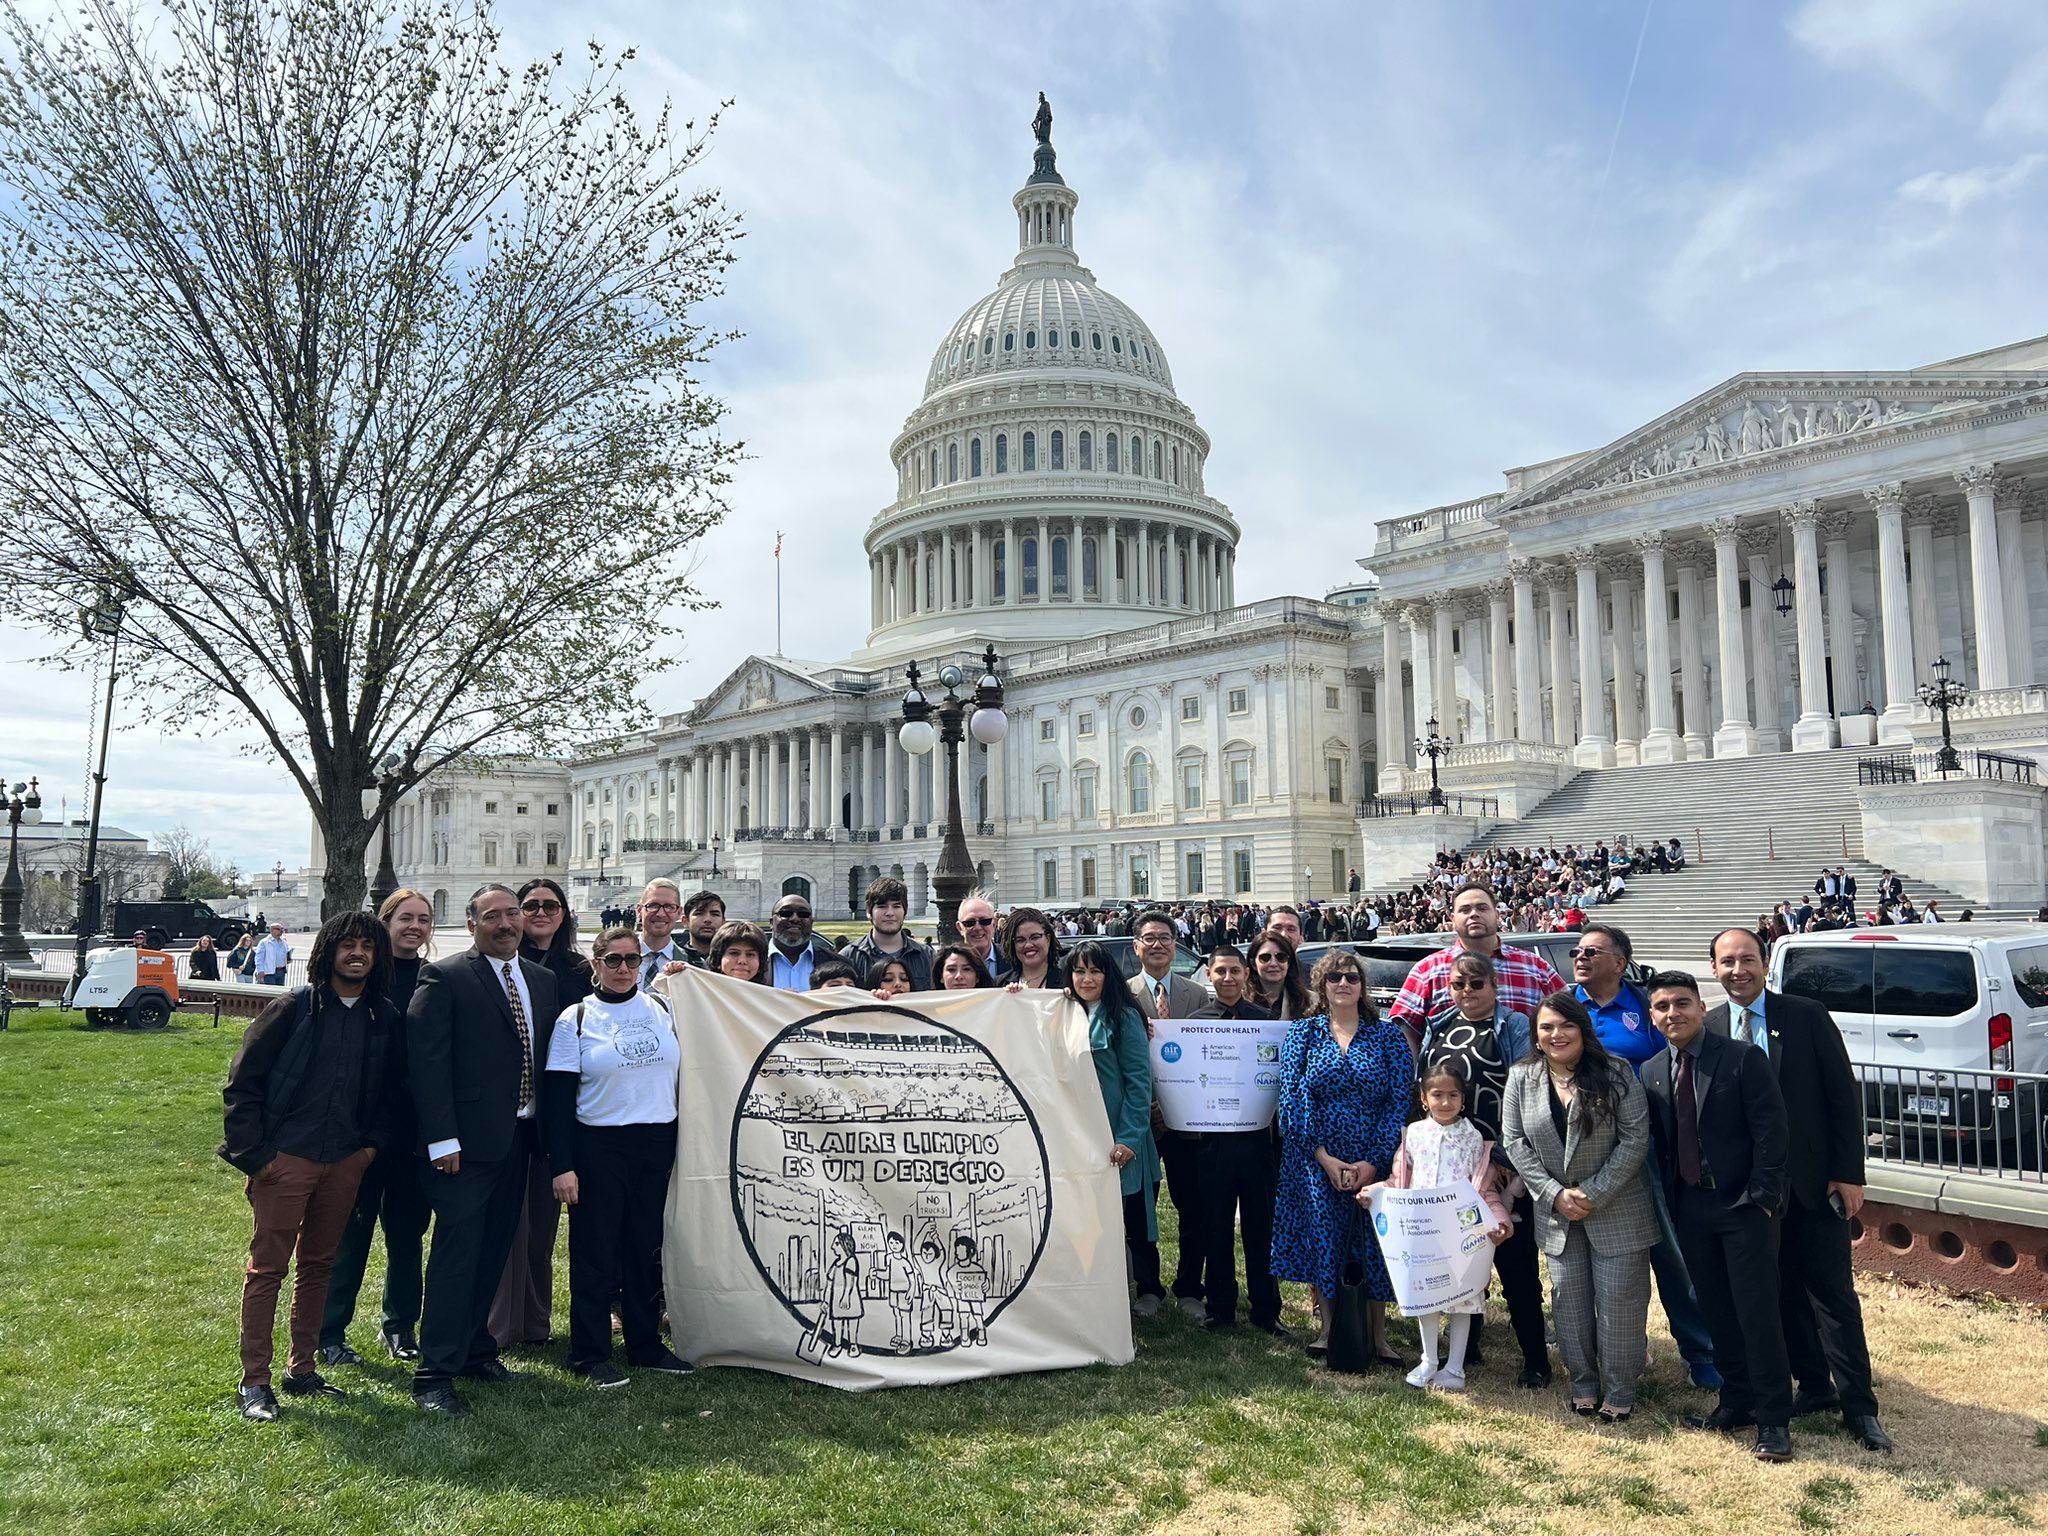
[774,530,784,656]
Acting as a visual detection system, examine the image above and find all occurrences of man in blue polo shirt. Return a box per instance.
[1571,921,1722,1391]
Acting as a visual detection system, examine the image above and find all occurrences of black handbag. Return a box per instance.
[1324,1208,1377,1375]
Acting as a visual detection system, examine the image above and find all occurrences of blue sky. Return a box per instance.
[4,0,2046,871]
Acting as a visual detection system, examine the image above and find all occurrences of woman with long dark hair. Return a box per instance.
[1247,929,1312,1020]
[1501,990,1654,1419]
[930,942,993,990]
[1064,940,1165,1318]
[1000,906,1065,990]
[709,921,773,984]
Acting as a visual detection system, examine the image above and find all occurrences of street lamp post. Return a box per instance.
[597,839,610,886]
[900,644,1007,943]
[272,861,286,895]
[0,777,44,964]
[1414,715,1452,809]
[710,832,722,877]
[71,591,124,991]
[1918,656,1969,776]
[366,753,403,911]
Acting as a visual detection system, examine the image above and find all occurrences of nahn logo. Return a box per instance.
[1159,1041,1183,1063]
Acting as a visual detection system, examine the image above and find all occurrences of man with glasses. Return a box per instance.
[956,891,1007,981]
[634,880,688,989]
[1386,882,1565,1049]
[1189,945,1286,1336]
[1572,921,1722,1392]
[1126,908,1210,1320]
[678,891,725,969]
[845,876,932,991]
[767,895,836,991]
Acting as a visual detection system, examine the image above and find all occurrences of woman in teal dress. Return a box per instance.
[1271,950,1413,1360]
[1064,940,1165,1318]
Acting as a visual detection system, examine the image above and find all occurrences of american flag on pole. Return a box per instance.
[774,531,783,556]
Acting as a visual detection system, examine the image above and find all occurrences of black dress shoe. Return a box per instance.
[236,1385,278,1422]
[1200,1316,1239,1332]
[1753,1425,1793,1462]
[280,1371,345,1398]
[1790,1388,1841,1417]
[1685,1405,1758,1433]
[459,1358,516,1383]
[628,1347,694,1375]
[317,1341,363,1368]
[1516,1365,1553,1390]
[412,1382,472,1418]
[1844,1413,1894,1452]
[574,1360,629,1388]
[381,1327,420,1361]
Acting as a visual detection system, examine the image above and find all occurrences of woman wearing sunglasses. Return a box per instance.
[542,926,690,1386]
[486,878,594,1352]
[1247,929,1312,1020]
[1271,950,1413,1361]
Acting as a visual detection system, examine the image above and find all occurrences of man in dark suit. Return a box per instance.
[1641,969,1794,1461]
[1708,927,1893,1452]
[1128,907,1211,1319]
[407,882,558,1417]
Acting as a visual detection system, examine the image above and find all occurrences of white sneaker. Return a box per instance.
[1405,1362,1436,1388]
[1433,1369,1466,1392]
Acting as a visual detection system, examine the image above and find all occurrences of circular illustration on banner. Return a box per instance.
[728,1005,1053,1363]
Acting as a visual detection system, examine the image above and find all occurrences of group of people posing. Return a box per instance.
[218,873,1893,1462]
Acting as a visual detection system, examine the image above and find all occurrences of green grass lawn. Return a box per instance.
[1,1011,2043,1536]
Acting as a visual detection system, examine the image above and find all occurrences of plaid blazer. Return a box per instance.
[1500,1059,1658,1258]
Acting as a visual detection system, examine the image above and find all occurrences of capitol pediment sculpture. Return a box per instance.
[1508,375,2045,509]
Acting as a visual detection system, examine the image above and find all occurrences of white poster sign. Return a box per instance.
[1147,1019,1290,1132]
[1367,1180,1499,1318]
[658,968,1135,1391]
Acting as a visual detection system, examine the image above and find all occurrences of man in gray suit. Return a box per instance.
[1127,908,1209,1320]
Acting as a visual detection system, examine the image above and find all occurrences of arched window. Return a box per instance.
[1129,435,1141,474]
[982,335,994,356]
[1022,537,1040,597]
[1004,331,1015,353]
[995,433,1008,473]
[1048,328,1060,349]
[970,438,983,477]
[1153,441,1164,479]
[1078,431,1092,470]
[947,442,958,483]
[1069,329,1081,349]
[993,539,1007,599]
[1172,444,1180,484]
[1023,431,1037,471]
[1091,331,1103,350]
[1025,328,1037,349]
[1051,430,1064,470]
[781,875,812,903]
[1128,752,1152,814]
[1112,334,1122,354]
[1051,536,1069,596]
[1082,536,1098,594]
[929,448,938,487]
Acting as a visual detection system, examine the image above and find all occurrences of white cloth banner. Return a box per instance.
[657,968,1135,1390]
[1367,1180,1499,1318]
[1147,1019,1290,1132]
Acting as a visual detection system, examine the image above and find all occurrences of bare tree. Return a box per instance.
[0,0,742,916]
[156,823,241,899]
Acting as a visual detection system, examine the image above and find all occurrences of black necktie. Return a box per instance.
[1673,1050,1702,1185]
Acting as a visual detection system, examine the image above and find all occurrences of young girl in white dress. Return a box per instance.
[1376,1060,1512,1390]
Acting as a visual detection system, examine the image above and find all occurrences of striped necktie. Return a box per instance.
[501,961,533,1110]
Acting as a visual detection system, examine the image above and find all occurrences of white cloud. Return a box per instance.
[1897,152,2048,215]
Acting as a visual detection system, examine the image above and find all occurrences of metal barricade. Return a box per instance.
[1856,1060,2047,1181]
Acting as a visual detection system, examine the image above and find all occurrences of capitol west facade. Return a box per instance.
[374,109,2048,923]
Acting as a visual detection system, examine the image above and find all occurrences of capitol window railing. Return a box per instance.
[1358,791,1500,819]
[1857,750,2038,787]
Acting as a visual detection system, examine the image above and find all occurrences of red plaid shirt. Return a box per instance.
[1386,940,1567,1038]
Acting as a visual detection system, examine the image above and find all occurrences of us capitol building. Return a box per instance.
[367,102,2048,924]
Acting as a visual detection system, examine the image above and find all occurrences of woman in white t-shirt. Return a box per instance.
[543,925,688,1387]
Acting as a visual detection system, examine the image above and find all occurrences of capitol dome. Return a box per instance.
[859,97,1240,659]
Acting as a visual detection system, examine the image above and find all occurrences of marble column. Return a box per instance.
[1906,499,1941,693]
[1510,559,1540,745]
[1138,524,1153,607]
[987,721,1006,827]
[829,726,845,835]
[1432,600,1456,741]
[1544,572,1573,746]
[1035,516,1050,603]
[1573,552,1614,767]
[1742,524,1785,749]
[941,530,955,610]
[1674,546,1708,759]
[807,728,825,827]
[1636,533,1682,763]
[1785,500,1836,751]
[1957,465,2009,690]
[1868,483,1916,742]
[1486,581,1512,741]
[785,732,803,826]
[859,729,875,831]
[1378,603,1407,790]
[1607,556,1641,763]
[1996,476,2032,686]
[884,725,903,836]
[1821,509,1858,718]
[723,746,739,841]
[1407,603,1435,753]
[679,757,695,843]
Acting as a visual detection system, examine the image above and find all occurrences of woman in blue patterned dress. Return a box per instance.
[1271,950,1413,1360]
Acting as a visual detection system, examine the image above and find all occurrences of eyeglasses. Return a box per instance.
[520,899,562,915]
[1324,973,1362,986]
[1570,947,1615,961]
[958,916,994,928]
[641,901,680,914]
[596,952,640,968]
[1448,978,1490,991]
[774,908,811,920]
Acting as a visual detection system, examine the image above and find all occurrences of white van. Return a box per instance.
[1769,923,2048,1167]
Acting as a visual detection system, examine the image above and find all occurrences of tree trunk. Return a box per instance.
[318,808,375,921]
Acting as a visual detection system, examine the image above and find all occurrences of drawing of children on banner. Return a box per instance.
[952,1235,991,1347]
[914,1236,956,1346]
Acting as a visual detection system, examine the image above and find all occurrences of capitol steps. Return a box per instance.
[1364,751,2035,967]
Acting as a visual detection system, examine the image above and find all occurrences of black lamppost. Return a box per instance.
[71,591,124,990]
[1771,573,1795,617]
[0,777,44,964]
[366,753,403,911]
[1919,655,1969,776]
[1414,715,1452,809]
[597,839,610,886]
[272,860,286,895]
[710,832,722,877]
[900,644,1007,943]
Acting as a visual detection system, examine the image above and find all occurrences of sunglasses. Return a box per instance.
[774,908,810,919]
[1324,973,1362,985]
[520,899,562,915]
[1448,978,1491,991]
[596,952,641,968]
[958,916,995,928]
[1570,947,1615,961]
